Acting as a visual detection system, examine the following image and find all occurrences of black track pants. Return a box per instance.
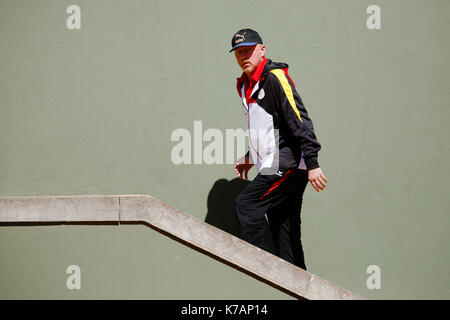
[234,168,309,270]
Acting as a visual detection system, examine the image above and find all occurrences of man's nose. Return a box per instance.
[240,52,250,59]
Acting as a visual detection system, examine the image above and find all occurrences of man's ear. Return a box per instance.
[261,44,266,57]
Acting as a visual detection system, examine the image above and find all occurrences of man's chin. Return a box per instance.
[243,66,255,74]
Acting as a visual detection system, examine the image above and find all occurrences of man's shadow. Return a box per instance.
[204,178,276,255]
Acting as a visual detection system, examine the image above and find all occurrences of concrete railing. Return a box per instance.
[0,195,365,300]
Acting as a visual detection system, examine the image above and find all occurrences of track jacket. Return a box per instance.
[237,58,321,173]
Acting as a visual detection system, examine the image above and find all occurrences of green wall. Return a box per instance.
[0,0,449,299]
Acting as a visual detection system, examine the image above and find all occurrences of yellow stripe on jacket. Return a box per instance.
[270,69,303,123]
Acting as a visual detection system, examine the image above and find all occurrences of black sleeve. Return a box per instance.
[268,70,322,170]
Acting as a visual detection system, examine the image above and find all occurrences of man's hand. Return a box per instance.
[235,157,254,180]
[308,167,328,192]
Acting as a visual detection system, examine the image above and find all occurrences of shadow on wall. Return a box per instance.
[204,178,276,255]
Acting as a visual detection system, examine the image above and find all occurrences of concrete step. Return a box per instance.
[0,194,365,300]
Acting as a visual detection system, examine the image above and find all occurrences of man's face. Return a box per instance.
[234,44,266,76]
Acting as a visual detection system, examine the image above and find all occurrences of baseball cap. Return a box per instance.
[229,28,263,53]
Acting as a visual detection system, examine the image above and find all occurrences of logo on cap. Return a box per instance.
[234,32,246,44]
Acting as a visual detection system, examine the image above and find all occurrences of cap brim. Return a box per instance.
[229,42,258,53]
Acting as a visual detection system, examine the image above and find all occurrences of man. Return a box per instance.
[230,28,327,270]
